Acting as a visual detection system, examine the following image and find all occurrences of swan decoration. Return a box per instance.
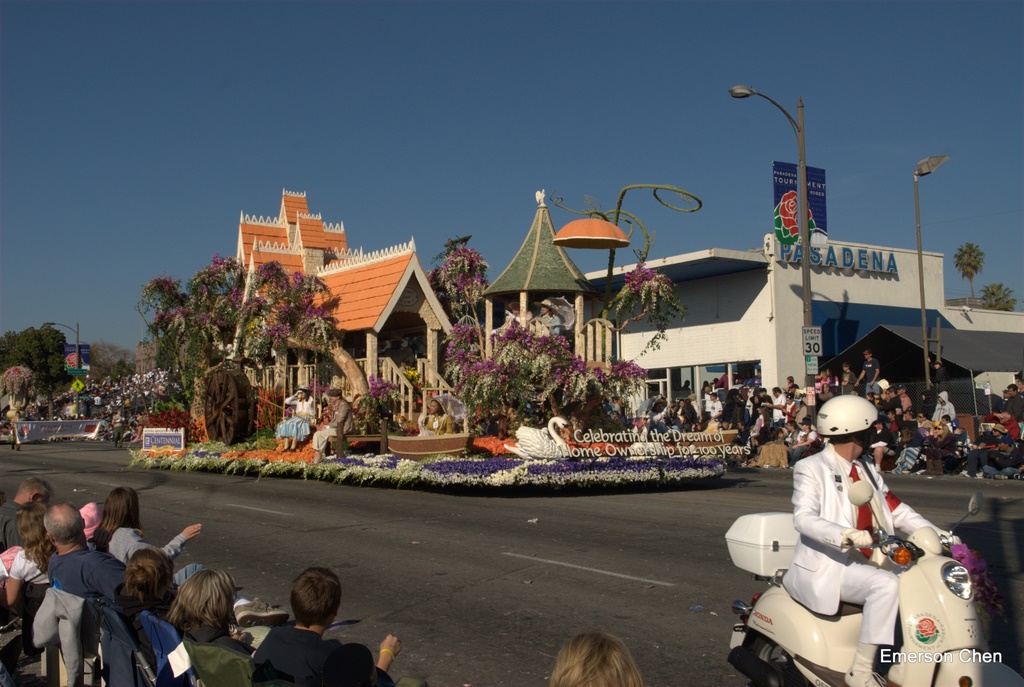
[505,417,570,460]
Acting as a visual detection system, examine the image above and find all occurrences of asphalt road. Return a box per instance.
[3,442,1022,686]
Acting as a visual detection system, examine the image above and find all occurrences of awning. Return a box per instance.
[822,325,1024,379]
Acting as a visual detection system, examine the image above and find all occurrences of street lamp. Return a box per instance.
[41,321,81,372]
[730,85,814,413]
[914,155,950,389]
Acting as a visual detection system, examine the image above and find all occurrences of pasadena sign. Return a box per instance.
[778,242,899,275]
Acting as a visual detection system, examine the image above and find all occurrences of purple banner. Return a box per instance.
[64,343,91,371]
[772,161,827,246]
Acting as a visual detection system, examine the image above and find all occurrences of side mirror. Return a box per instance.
[968,491,984,516]
[849,481,874,507]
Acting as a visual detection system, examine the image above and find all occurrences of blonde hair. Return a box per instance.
[17,502,54,574]
[166,569,237,633]
[550,633,644,687]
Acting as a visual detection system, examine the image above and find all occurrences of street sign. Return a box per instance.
[802,326,822,356]
[68,369,89,376]
[71,379,85,393]
[805,355,819,376]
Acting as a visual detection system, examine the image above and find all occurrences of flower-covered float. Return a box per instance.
[132,188,727,492]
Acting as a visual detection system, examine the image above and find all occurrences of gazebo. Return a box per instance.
[483,194,614,364]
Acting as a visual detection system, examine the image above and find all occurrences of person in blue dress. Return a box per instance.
[276,386,316,451]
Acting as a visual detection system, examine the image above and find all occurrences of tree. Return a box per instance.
[428,238,490,355]
[953,242,984,299]
[8,327,69,415]
[139,255,367,421]
[444,322,646,428]
[88,340,136,380]
[980,283,1017,312]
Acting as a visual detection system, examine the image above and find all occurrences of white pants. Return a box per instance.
[312,427,337,454]
[840,561,899,645]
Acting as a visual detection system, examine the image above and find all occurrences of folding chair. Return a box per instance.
[181,639,254,687]
[139,611,195,687]
[95,602,158,687]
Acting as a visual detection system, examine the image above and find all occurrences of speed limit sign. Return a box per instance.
[802,326,822,356]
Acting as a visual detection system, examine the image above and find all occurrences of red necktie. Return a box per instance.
[849,463,874,557]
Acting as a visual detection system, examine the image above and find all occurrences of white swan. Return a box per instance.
[505,417,570,460]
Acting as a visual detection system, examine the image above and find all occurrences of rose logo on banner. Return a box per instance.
[773,189,818,246]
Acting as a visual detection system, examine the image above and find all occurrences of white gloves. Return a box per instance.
[842,528,874,549]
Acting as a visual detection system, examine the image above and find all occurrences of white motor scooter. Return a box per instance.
[726,484,1024,687]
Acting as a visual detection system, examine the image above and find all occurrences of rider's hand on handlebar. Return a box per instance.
[841,528,874,549]
[938,529,961,547]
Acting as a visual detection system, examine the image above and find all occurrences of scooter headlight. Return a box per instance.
[942,562,973,600]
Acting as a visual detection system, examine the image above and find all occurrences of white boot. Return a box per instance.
[845,643,884,687]
[886,661,905,687]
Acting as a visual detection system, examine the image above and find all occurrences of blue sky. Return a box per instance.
[2,1,1021,352]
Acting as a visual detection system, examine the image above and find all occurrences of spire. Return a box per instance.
[484,198,597,296]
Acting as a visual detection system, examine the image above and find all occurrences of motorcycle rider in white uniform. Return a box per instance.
[782,395,941,687]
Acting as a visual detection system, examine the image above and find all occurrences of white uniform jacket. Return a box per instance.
[782,444,936,615]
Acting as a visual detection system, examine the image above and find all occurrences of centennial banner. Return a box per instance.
[142,428,186,451]
[14,420,101,443]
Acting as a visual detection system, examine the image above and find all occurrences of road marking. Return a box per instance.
[225,504,293,516]
[502,552,675,587]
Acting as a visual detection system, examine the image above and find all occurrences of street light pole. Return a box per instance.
[41,321,81,371]
[730,85,814,417]
[913,155,950,389]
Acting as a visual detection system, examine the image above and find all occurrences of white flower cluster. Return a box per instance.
[129,449,726,491]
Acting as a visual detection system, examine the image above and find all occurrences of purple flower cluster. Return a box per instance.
[951,544,1006,619]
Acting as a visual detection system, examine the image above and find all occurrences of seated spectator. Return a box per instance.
[114,547,175,665]
[167,568,254,654]
[549,632,643,687]
[321,643,378,687]
[922,422,956,476]
[256,567,401,687]
[979,437,1023,479]
[2,503,54,657]
[867,416,897,471]
[787,418,820,466]
[44,503,125,601]
[98,486,201,566]
[961,424,1020,478]
[0,478,54,550]
[983,411,1021,442]
[79,502,104,549]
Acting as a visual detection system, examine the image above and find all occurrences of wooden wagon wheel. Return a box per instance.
[204,369,253,445]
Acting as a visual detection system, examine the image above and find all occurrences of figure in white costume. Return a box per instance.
[782,395,940,687]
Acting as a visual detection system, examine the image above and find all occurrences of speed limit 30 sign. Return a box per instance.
[802,326,822,356]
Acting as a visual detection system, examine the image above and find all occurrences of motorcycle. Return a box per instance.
[726,483,1024,687]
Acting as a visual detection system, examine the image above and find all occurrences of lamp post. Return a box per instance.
[41,321,81,372]
[730,85,814,414]
[914,155,950,389]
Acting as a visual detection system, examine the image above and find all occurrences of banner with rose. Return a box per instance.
[772,161,828,245]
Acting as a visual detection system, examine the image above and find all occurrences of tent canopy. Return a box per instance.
[822,325,1023,380]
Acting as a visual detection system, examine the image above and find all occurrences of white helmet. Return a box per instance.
[816,395,878,436]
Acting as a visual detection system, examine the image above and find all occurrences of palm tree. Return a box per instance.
[980,283,1017,311]
[953,242,984,298]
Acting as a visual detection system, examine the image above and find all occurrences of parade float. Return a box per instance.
[132,187,729,491]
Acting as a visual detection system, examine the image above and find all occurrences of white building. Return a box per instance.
[588,234,1024,400]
